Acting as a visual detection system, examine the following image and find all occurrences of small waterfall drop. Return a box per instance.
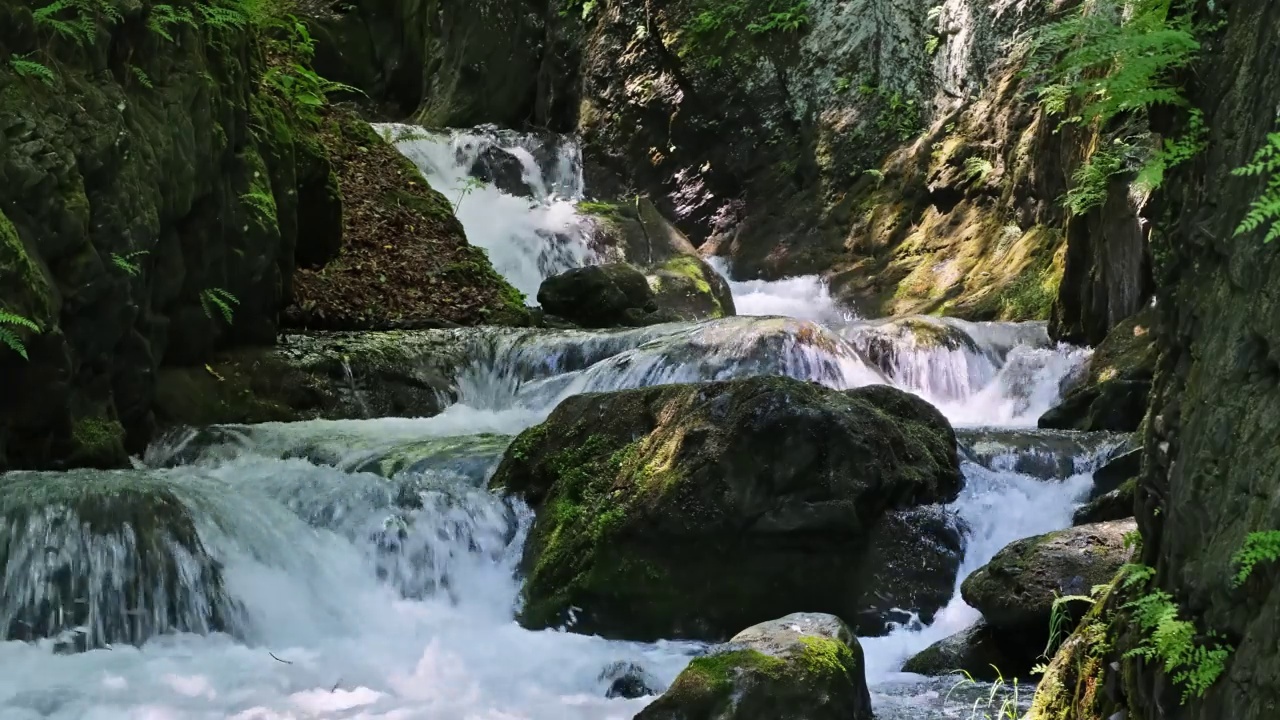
[377,123,598,299]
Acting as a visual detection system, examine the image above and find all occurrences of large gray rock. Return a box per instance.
[491,376,964,641]
[902,619,1035,682]
[636,613,873,720]
[962,520,1136,636]
[1039,311,1156,432]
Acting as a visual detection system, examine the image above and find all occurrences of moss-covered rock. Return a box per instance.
[1039,310,1156,432]
[962,520,1136,645]
[0,469,238,649]
[648,255,736,321]
[1073,478,1135,525]
[536,263,661,327]
[491,376,964,640]
[636,613,873,720]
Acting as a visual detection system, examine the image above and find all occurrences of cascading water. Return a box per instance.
[375,123,598,299]
[0,125,1117,719]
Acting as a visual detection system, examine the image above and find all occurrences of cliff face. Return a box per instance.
[1129,0,1280,717]
[0,0,523,470]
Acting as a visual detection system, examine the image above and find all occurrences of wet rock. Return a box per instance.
[599,661,663,699]
[470,146,532,198]
[1039,311,1155,432]
[1073,479,1135,525]
[635,613,873,720]
[1088,447,1140,501]
[491,376,963,641]
[0,470,241,649]
[902,619,1035,682]
[536,263,665,328]
[647,256,736,322]
[962,520,1136,639]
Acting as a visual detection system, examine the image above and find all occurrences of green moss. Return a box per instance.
[796,635,857,678]
[684,649,786,690]
[576,200,625,218]
[68,415,126,468]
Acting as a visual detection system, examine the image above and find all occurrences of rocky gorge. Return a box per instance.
[1,0,1279,719]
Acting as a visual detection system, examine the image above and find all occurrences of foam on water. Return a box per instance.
[706,257,851,324]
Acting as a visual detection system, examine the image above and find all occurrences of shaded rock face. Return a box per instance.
[957,428,1129,481]
[309,0,579,130]
[490,376,964,641]
[1072,479,1134,525]
[0,2,524,471]
[1116,3,1280,719]
[902,619,1033,682]
[599,661,664,700]
[536,260,733,328]
[0,470,239,650]
[636,613,873,720]
[962,519,1135,640]
[1039,310,1156,432]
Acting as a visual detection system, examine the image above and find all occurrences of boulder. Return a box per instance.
[961,520,1136,640]
[536,263,666,328]
[1072,479,1135,525]
[0,469,241,650]
[490,376,964,641]
[902,619,1035,681]
[1088,447,1140,500]
[636,613,873,720]
[1039,311,1156,432]
[470,145,532,198]
[599,661,664,699]
[536,260,732,328]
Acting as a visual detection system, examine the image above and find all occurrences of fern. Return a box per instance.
[0,310,41,361]
[1232,530,1280,585]
[110,250,149,277]
[148,3,195,42]
[33,0,122,45]
[200,288,239,325]
[241,187,277,220]
[1232,131,1280,243]
[1065,143,1128,215]
[963,157,994,185]
[130,65,154,89]
[1122,564,1232,702]
[8,56,56,86]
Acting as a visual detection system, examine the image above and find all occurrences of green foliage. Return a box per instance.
[860,84,921,142]
[452,176,487,212]
[925,34,941,56]
[1029,0,1204,206]
[1122,563,1232,703]
[110,250,149,277]
[946,670,1025,720]
[1064,142,1128,215]
[8,56,56,86]
[558,0,597,19]
[1027,0,1199,128]
[1232,530,1280,585]
[963,157,994,185]
[130,65,154,89]
[680,0,810,67]
[200,288,239,325]
[1044,592,1097,658]
[1232,130,1280,243]
[148,3,196,41]
[241,187,277,222]
[0,310,40,361]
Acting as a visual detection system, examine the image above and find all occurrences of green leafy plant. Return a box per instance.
[130,65,154,89]
[147,3,196,41]
[110,250,149,277]
[453,176,487,212]
[1064,142,1128,215]
[681,0,810,66]
[0,310,40,360]
[1232,530,1280,585]
[963,157,995,185]
[925,34,941,56]
[200,287,239,325]
[945,669,1025,719]
[1122,563,1232,703]
[1232,130,1280,242]
[8,55,56,86]
[241,187,277,221]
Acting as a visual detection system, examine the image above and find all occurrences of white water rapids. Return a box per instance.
[0,127,1119,720]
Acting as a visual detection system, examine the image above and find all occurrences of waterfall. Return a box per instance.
[0,123,1113,720]
[376,123,598,300]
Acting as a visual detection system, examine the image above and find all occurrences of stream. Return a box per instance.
[0,127,1124,720]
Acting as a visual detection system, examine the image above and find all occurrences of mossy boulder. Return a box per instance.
[648,255,736,322]
[536,263,661,327]
[902,619,1033,682]
[961,519,1136,647]
[490,376,964,641]
[635,613,873,720]
[0,469,239,649]
[1039,310,1156,432]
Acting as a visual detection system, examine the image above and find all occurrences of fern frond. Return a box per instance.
[0,310,41,360]
[8,56,56,86]
[1233,131,1280,242]
[200,287,239,325]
